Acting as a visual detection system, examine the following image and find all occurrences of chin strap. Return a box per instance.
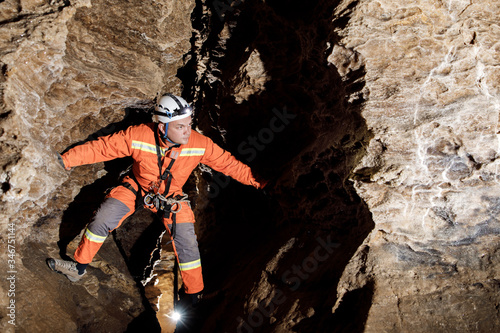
[162,122,178,144]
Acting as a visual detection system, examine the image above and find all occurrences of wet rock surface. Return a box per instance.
[1,0,499,332]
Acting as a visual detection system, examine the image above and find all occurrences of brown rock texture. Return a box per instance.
[1,0,194,331]
[340,1,500,331]
[1,0,499,332]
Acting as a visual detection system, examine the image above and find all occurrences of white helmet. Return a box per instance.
[153,93,193,123]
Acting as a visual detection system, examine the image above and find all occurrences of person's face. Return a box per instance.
[165,116,192,145]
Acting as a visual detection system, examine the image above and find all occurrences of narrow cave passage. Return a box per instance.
[22,0,374,332]
[172,0,375,332]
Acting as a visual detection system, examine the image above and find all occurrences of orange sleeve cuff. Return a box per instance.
[61,154,71,170]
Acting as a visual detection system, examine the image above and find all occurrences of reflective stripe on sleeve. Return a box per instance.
[179,259,202,271]
[84,229,107,243]
[180,148,205,156]
[132,140,166,156]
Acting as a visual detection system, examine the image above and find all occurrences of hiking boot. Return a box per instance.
[47,258,85,282]
[190,290,222,308]
[190,292,203,308]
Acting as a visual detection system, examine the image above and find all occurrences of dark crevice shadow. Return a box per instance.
[328,280,375,333]
[124,234,163,333]
[113,208,165,333]
[113,211,166,280]
[177,0,373,332]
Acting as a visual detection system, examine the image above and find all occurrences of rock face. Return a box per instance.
[1,0,499,332]
[1,0,194,331]
[341,1,500,331]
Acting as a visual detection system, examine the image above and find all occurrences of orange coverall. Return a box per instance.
[61,123,263,294]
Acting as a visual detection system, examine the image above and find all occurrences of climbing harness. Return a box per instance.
[143,191,189,213]
[119,122,191,238]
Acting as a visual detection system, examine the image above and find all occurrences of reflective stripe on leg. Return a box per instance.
[74,194,134,264]
[179,259,201,271]
[84,229,106,243]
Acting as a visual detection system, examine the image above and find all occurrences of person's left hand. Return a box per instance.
[57,152,71,170]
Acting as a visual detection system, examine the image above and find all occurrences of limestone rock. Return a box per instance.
[1,0,500,332]
[340,0,500,331]
[1,0,194,331]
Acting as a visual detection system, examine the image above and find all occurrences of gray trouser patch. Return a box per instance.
[87,197,131,237]
[167,222,200,264]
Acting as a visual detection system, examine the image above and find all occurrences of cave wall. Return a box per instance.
[0,0,194,331]
[1,0,500,332]
[342,1,500,331]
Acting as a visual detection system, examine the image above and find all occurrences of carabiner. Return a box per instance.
[170,202,183,213]
[144,193,155,207]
